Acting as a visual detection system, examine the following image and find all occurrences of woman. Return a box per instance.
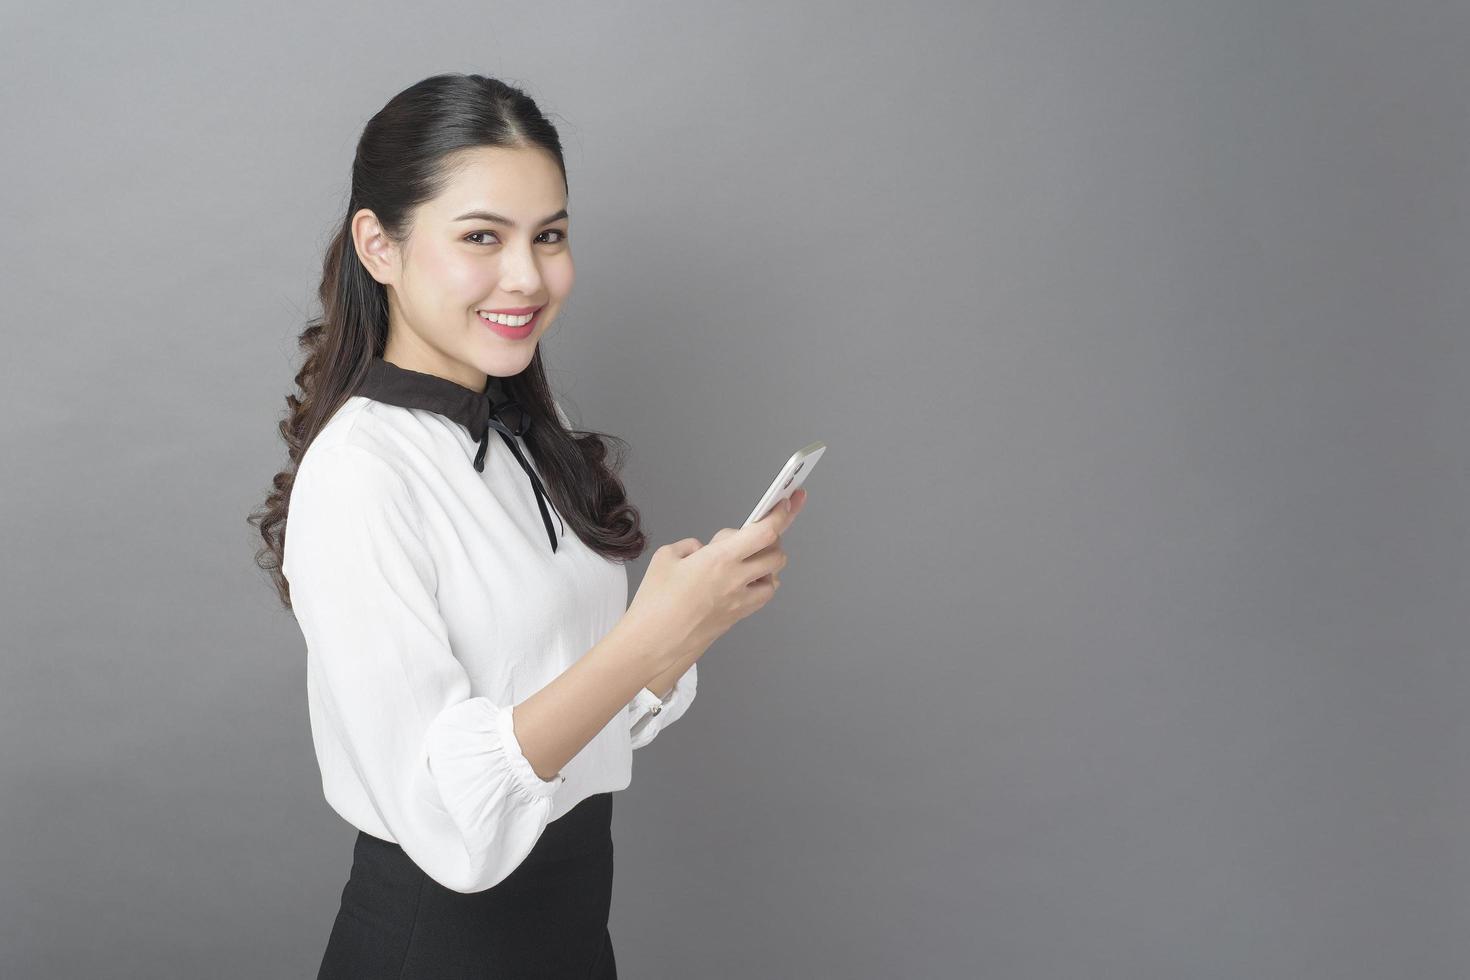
[247,73,806,978]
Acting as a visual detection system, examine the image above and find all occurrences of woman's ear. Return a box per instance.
[351,207,398,286]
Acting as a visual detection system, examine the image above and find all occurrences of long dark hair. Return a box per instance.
[248,73,648,611]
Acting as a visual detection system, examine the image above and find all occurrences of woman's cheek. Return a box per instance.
[449,256,497,298]
[547,255,574,297]
[421,240,482,294]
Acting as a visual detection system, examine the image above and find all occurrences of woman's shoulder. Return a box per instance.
[302,396,433,471]
[284,403,433,580]
[295,397,424,497]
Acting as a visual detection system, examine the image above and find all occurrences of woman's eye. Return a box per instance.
[465,229,569,246]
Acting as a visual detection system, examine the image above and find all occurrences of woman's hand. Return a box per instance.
[710,488,807,590]
[623,488,809,675]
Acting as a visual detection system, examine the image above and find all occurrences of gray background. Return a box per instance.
[3,1,1466,977]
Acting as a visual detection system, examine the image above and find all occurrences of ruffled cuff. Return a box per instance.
[495,700,566,798]
[404,697,564,891]
[628,662,698,749]
[631,684,679,717]
[423,697,563,826]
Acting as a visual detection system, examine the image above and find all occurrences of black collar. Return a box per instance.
[354,356,564,553]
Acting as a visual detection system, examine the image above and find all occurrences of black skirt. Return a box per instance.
[317,791,617,979]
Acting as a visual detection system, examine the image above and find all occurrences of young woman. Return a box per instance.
[248,73,805,978]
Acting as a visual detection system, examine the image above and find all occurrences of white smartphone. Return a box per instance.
[741,441,826,529]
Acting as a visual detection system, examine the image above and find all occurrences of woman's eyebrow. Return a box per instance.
[451,208,569,228]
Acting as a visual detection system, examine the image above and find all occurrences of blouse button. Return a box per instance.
[649,703,662,716]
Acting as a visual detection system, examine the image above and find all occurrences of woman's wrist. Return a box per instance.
[644,645,700,700]
[607,614,681,688]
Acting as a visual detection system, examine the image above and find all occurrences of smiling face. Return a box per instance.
[351,144,574,391]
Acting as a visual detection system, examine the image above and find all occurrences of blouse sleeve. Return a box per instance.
[283,443,563,894]
[627,661,698,750]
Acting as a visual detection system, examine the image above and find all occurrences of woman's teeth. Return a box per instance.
[479,310,536,326]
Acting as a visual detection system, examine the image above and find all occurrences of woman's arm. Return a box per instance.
[512,614,672,780]
[643,647,700,700]
[286,444,677,893]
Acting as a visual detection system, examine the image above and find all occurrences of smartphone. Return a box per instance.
[741,441,826,529]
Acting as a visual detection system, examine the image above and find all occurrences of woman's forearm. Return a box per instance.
[644,646,701,700]
[512,617,668,782]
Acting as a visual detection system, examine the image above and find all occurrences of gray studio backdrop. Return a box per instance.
[4,1,1466,977]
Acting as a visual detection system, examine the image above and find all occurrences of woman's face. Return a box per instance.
[353,144,574,390]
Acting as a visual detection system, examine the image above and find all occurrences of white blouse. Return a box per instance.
[282,393,696,893]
